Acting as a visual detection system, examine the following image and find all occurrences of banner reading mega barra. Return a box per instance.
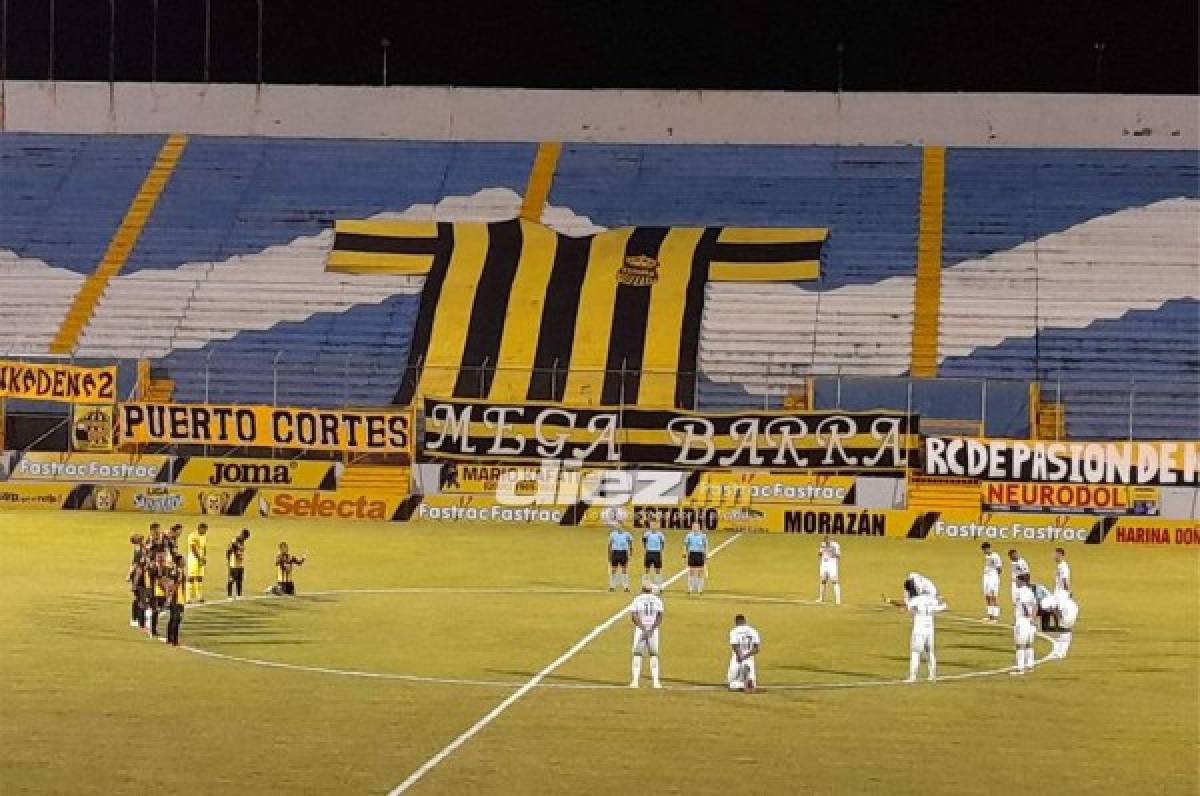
[0,360,116,403]
[119,403,411,453]
[925,437,1200,486]
[422,397,917,470]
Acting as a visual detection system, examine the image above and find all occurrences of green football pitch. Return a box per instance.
[1,511,1196,795]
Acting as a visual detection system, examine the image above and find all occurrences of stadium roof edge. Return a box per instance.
[1,81,1195,149]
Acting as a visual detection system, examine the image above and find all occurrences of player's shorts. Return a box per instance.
[910,627,934,654]
[643,551,663,569]
[687,551,706,568]
[728,655,757,689]
[1013,618,1036,646]
[187,556,205,578]
[609,550,629,567]
[819,562,839,581]
[982,572,1000,597]
[632,627,660,656]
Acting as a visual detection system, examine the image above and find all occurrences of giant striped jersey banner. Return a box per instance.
[328,218,827,409]
[421,396,917,470]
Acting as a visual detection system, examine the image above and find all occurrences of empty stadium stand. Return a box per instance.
[0,134,1195,438]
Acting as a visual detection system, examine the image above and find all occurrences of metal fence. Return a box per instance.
[4,352,1196,452]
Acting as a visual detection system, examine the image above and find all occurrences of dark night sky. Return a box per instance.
[1,0,1196,93]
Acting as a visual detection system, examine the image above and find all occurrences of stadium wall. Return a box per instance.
[1,82,1196,149]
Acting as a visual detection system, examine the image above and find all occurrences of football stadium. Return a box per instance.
[0,3,1197,795]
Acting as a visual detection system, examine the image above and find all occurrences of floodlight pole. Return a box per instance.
[1093,42,1106,91]
[151,0,158,82]
[107,0,115,84]
[256,0,264,84]
[835,42,844,94]
[47,0,54,81]
[381,38,390,86]
[203,0,211,81]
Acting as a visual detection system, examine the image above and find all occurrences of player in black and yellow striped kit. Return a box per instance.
[163,553,187,646]
[272,542,306,596]
[226,529,250,598]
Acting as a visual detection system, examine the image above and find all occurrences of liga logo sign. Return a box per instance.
[925,438,1199,486]
[0,360,116,404]
[119,403,411,453]
[423,397,916,470]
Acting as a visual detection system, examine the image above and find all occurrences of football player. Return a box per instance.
[727,614,761,692]
[816,535,841,604]
[981,542,1003,621]
[629,585,664,689]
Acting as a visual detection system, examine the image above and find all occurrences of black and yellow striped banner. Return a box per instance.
[328,219,827,409]
[422,396,917,470]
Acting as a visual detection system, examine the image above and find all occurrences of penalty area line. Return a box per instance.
[386,532,744,795]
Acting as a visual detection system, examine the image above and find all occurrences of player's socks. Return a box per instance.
[927,653,937,681]
[686,574,694,593]
[696,576,704,594]
[833,584,842,604]
[1014,649,1025,672]
[608,573,616,590]
[908,652,920,680]
[630,657,642,687]
[1025,648,1036,669]
[818,583,825,602]
[649,656,660,687]
[654,573,662,588]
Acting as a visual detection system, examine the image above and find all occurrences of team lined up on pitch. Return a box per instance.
[126,522,306,645]
[608,513,1079,690]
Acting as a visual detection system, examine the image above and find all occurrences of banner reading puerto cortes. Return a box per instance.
[421,397,917,470]
[0,360,116,404]
[119,402,411,453]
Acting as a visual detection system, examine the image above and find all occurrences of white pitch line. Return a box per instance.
[177,585,1060,691]
[386,532,745,795]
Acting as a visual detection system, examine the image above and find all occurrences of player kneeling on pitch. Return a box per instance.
[629,585,664,689]
[727,615,761,693]
[901,576,946,683]
[271,543,306,596]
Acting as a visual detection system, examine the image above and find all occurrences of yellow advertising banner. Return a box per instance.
[173,458,340,491]
[119,402,411,453]
[0,482,406,521]
[7,451,172,483]
[0,482,74,510]
[689,471,856,505]
[980,481,1160,515]
[0,360,117,404]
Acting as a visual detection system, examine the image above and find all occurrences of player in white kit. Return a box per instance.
[1012,573,1038,675]
[629,585,664,689]
[981,542,1003,621]
[1007,548,1030,605]
[901,577,947,682]
[1048,591,1080,659]
[905,571,938,598]
[1053,548,1071,597]
[727,614,761,693]
[817,535,842,604]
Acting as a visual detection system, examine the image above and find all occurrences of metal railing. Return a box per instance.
[3,353,1196,452]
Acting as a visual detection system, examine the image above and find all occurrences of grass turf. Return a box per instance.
[0,510,1195,795]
